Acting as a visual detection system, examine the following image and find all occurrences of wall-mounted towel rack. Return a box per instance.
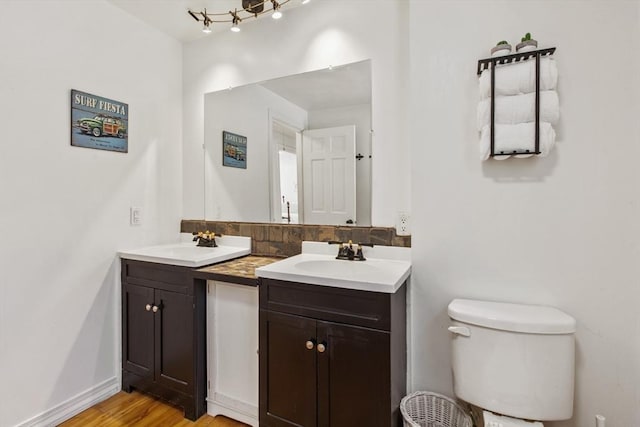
[477,47,555,75]
[477,47,556,158]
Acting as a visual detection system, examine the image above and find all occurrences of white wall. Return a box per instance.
[0,1,182,426]
[308,103,372,226]
[183,0,410,226]
[409,1,640,426]
[2,1,636,427]
[204,85,307,222]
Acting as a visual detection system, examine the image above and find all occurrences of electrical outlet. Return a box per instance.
[130,207,142,226]
[396,212,410,236]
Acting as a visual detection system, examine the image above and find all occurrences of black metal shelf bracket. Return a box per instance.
[477,47,556,76]
[477,47,556,158]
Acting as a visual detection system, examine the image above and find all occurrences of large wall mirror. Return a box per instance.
[204,60,372,226]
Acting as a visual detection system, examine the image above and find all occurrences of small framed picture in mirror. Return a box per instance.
[222,130,247,169]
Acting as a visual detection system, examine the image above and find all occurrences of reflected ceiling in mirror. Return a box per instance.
[204,60,372,226]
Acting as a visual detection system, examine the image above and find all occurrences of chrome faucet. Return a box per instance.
[328,240,374,261]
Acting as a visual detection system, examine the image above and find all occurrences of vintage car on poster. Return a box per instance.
[71,89,128,153]
[222,130,247,169]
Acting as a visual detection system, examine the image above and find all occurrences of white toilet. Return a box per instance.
[448,299,576,427]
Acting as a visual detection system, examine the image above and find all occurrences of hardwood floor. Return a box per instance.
[59,391,249,427]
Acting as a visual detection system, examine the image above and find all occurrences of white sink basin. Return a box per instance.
[118,236,251,268]
[294,259,385,276]
[255,242,411,293]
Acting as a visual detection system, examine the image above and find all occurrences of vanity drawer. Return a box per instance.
[122,259,192,294]
[260,278,405,331]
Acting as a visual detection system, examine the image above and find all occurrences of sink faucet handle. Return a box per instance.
[355,244,367,261]
[357,242,374,248]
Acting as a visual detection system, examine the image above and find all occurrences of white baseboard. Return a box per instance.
[14,377,119,427]
[207,392,258,427]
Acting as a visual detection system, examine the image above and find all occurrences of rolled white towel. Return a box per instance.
[477,91,559,131]
[479,122,556,161]
[479,57,558,99]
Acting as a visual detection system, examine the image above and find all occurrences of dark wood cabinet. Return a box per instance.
[259,278,407,427]
[121,259,207,421]
[122,283,154,379]
[262,311,318,427]
[317,320,390,427]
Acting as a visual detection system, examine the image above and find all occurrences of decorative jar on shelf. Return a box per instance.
[516,33,538,52]
[491,41,512,57]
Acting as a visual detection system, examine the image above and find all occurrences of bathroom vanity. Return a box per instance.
[120,259,207,420]
[118,238,409,426]
[118,237,251,420]
[256,242,411,427]
[259,278,406,427]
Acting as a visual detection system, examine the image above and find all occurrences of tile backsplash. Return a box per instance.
[181,220,411,257]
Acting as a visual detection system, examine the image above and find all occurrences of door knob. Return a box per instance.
[152,305,159,313]
[145,304,152,311]
[317,343,326,353]
[305,340,315,350]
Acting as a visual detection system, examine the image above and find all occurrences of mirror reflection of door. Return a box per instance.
[204,60,371,225]
[272,120,301,223]
[302,125,356,225]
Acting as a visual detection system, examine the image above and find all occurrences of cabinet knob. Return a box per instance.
[145,304,152,312]
[317,343,326,353]
[305,340,315,350]
[152,305,159,313]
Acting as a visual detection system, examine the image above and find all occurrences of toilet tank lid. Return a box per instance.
[448,299,576,334]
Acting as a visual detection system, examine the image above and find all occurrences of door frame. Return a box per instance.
[267,109,305,224]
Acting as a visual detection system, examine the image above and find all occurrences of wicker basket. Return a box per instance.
[400,391,472,427]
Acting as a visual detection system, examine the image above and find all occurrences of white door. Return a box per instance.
[302,125,356,225]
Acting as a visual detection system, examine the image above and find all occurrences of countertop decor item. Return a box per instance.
[517,32,538,52]
[491,40,512,57]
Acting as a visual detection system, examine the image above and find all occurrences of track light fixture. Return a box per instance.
[230,10,242,32]
[188,0,293,35]
[271,0,282,19]
[194,8,213,33]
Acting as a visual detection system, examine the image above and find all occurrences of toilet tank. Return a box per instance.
[448,299,576,421]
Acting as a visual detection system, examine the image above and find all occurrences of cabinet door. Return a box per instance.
[317,321,390,427]
[155,289,194,394]
[122,283,155,378]
[260,311,317,427]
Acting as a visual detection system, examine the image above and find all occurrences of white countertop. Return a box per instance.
[118,235,251,268]
[255,241,411,293]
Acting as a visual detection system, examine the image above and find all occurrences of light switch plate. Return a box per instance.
[130,207,142,226]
